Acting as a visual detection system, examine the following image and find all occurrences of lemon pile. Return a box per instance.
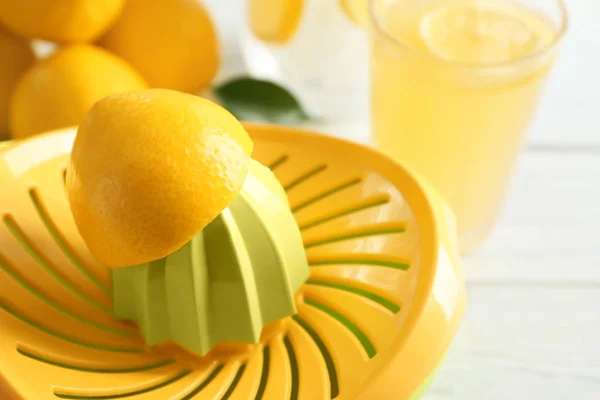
[0,0,220,139]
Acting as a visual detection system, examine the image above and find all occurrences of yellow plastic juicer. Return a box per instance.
[0,124,465,399]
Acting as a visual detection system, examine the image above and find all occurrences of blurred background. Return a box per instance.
[206,0,599,147]
[1,0,598,398]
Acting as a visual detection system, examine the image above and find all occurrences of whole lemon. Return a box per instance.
[67,89,253,268]
[0,0,126,43]
[10,45,147,139]
[0,27,34,138]
[99,0,219,94]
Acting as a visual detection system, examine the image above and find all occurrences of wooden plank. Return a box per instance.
[425,285,600,400]
[466,150,600,283]
[427,150,600,399]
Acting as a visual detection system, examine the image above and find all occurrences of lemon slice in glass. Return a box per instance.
[419,3,550,64]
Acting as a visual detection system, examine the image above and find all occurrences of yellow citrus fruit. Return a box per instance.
[0,0,126,43]
[9,44,147,140]
[99,0,219,94]
[339,0,368,26]
[419,3,553,64]
[67,89,253,268]
[0,27,34,139]
[250,0,304,44]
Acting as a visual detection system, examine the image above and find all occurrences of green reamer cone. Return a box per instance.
[111,160,309,355]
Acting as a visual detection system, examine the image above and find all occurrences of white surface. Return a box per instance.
[204,1,600,398]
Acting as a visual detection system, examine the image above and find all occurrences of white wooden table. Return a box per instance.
[206,1,600,398]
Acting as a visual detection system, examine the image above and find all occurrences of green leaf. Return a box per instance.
[214,78,310,125]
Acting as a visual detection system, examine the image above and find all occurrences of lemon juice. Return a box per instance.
[370,0,565,252]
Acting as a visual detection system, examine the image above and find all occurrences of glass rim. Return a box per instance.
[368,0,569,70]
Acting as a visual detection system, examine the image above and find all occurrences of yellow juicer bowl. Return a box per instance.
[0,124,465,400]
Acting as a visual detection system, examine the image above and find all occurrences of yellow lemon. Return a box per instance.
[99,0,219,94]
[67,89,253,268]
[250,0,304,44]
[0,0,126,43]
[419,3,554,64]
[9,44,147,139]
[0,27,34,138]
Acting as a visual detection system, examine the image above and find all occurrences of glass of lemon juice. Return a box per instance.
[369,0,567,253]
